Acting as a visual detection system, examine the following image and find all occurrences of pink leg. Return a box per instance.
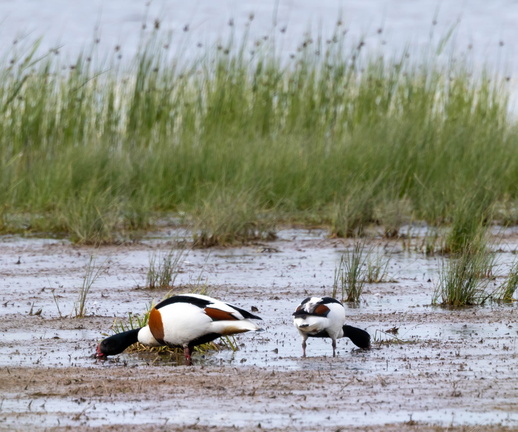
[184,346,193,366]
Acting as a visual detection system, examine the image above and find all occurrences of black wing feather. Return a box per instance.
[155,295,262,320]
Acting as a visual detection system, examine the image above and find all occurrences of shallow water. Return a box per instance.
[0,231,516,368]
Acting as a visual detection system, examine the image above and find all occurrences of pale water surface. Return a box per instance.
[1,1,517,73]
[2,1,518,108]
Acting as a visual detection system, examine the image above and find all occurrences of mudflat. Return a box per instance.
[0,231,516,431]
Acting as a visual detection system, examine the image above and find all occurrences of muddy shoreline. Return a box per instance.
[0,232,516,431]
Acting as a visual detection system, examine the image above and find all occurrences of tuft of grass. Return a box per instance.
[329,185,378,239]
[433,244,494,306]
[333,241,369,303]
[57,192,121,246]
[374,197,412,239]
[418,228,441,256]
[333,243,391,302]
[146,247,186,290]
[74,255,109,318]
[432,187,498,306]
[192,188,276,247]
[372,329,414,346]
[365,251,391,283]
[51,288,64,318]
[441,189,494,255]
[494,259,518,302]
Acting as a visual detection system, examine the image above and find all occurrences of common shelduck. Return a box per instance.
[293,296,371,356]
[96,294,263,365]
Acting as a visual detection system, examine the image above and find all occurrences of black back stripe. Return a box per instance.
[155,295,211,310]
[227,304,262,320]
[297,297,342,307]
[299,297,312,306]
[320,297,343,306]
[154,295,262,320]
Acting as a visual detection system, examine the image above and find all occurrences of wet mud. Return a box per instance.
[0,230,517,431]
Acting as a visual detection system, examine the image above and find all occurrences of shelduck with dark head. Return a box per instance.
[96,294,263,365]
[293,296,371,357]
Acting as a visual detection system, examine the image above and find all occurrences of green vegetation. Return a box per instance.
[74,255,108,317]
[433,251,489,306]
[433,235,494,306]
[0,22,516,246]
[495,258,518,302]
[333,242,391,302]
[365,250,391,283]
[430,197,515,307]
[333,242,368,302]
[372,328,414,346]
[332,242,365,302]
[192,188,276,247]
[146,247,185,290]
[441,188,494,255]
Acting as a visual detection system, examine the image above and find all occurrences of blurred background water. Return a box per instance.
[1,0,517,105]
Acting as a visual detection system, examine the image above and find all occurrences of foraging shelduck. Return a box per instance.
[96,294,263,365]
[293,296,371,356]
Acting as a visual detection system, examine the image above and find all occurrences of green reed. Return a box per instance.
[146,247,186,290]
[0,21,516,244]
[495,259,518,302]
[433,241,495,307]
[74,255,108,318]
[333,241,369,303]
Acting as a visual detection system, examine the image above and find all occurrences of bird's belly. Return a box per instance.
[294,316,328,334]
[306,329,330,338]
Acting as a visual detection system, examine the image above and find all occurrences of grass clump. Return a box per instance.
[146,247,186,290]
[374,197,412,239]
[192,189,276,247]
[333,242,369,303]
[333,242,392,302]
[74,255,109,318]
[441,188,494,255]
[433,243,494,307]
[494,259,518,302]
[372,328,414,347]
[365,251,391,283]
[432,188,499,306]
[329,186,376,238]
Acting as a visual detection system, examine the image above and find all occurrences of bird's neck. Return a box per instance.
[115,328,141,350]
